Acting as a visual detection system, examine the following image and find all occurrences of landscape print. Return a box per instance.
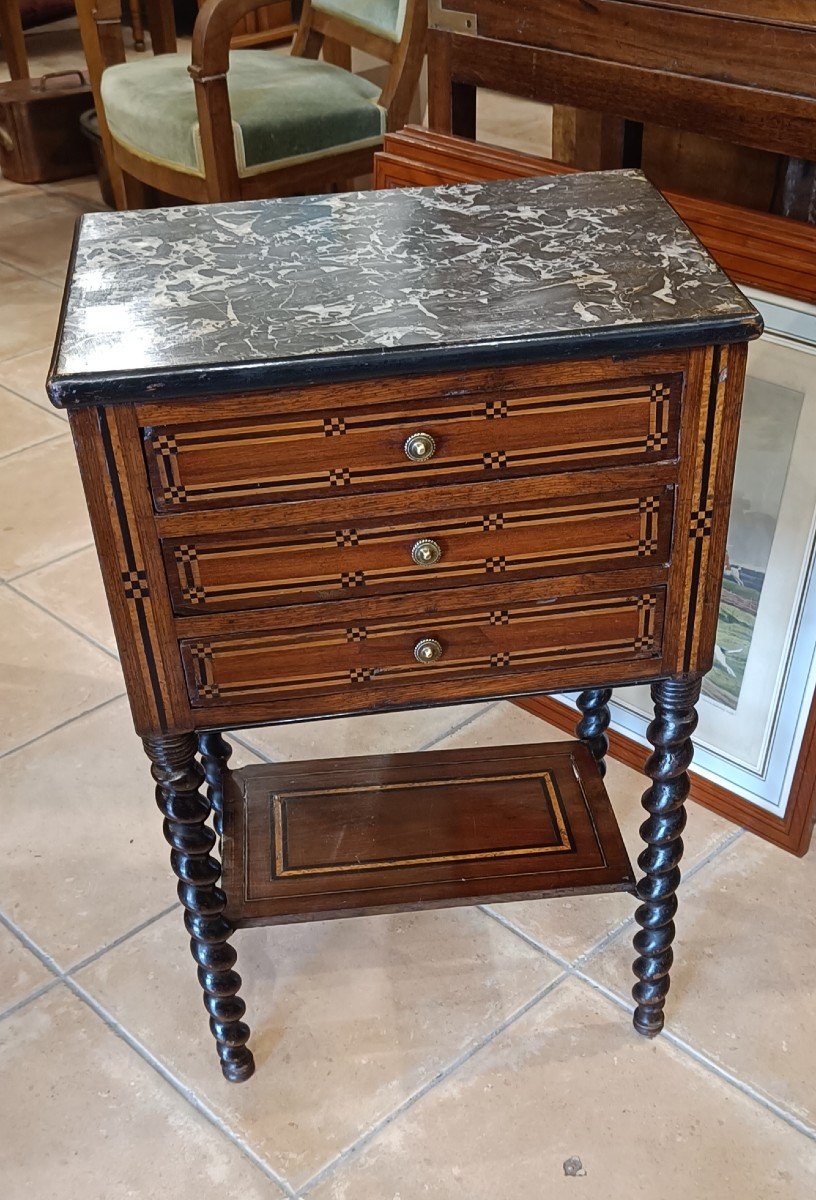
[703,374,804,709]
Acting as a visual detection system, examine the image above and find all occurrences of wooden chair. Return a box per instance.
[85,0,427,207]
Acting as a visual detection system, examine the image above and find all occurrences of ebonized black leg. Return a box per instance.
[575,687,613,777]
[198,731,232,844]
[143,732,254,1083]
[632,675,701,1037]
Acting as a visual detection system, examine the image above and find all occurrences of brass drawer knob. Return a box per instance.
[414,637,443,664]
[404,431,436,462]
[411,538,442,567]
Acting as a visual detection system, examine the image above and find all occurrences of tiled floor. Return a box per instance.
[2,21,815,1200]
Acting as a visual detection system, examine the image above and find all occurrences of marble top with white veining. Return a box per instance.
[49,170,760,404]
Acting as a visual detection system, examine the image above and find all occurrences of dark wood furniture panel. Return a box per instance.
[426,2,816,158]
[223,742,635,924]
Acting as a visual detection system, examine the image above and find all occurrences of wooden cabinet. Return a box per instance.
[49,171,759,1081]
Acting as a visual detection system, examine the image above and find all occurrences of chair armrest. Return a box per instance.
[191,0,290,79]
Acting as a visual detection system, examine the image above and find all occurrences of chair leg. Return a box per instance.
[127,0,146,50]
[143,732,255,1083]
[120,170,152,210]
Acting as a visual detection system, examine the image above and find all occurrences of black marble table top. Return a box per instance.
[48,170,761,407]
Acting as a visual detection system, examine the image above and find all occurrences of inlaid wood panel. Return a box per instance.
[143,372,681,513]
[162,485,674,614]
[223,742,635,924]
[180,580,665,713]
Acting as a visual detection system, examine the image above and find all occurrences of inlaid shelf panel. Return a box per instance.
[222,742,635,925]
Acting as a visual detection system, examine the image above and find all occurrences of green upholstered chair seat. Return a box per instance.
[100,51,385,177]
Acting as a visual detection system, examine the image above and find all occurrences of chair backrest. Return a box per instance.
[311,0,406,44]
[300,0,417,61]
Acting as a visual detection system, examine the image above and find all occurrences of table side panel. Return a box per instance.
[661,341,747,675]
[67,405,190,733]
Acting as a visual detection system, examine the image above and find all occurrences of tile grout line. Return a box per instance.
[230,701,498,766]
[479,896,816,1151]
[418,701,497,751]
[0,909,65,980]
[571,968,816,1143]
[1,898,297,1193]
[64,977,297,1199]
[0,430,67,463]
[296,970,571,1198]
[0,691,126,761]
[5,539,95,583]
[6,579,120,661]
[66,903,179,975]
[0,977,61,1023]
[0,902,180,1005]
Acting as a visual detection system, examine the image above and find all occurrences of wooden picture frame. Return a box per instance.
[374,126,816,855]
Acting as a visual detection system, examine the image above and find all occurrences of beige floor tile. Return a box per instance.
[0,386,63,457]
[0,346,60,413]
[0,176,28,197]
[0,211,79,284]
[42,175,107,206]
[0,435,91,578]
[237,701,490,762]
[478,90,553,157]
[0,272,62,359]
[0,700,259,967]
[432,702,736,962]
[77,904,560,1185]
[588,835,816,1126]
[0,187,97,230]
[0,924,52,1013]
[0,987,284,1199]
[0,587,123,754]
[308,977,816,1200]
[14,544,117,655]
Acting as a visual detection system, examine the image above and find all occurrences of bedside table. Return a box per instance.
[48,170,761,1083]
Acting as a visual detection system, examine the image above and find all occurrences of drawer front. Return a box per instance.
[164,486,674,614]
[144,373,681,513]
[180,583,665,710]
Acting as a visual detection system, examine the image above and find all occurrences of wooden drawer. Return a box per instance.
[162,484,674,614]
[180,579,665,714]
[143,371,681,513]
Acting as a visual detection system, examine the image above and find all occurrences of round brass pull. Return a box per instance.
[404,431,436,462]
[411,538,442,567]
[414,637,443,664]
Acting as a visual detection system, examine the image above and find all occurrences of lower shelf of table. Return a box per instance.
[221,740,636,926]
